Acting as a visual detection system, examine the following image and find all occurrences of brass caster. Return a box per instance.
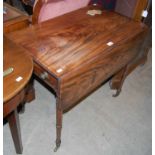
[112,89,121,97]
[54,140,61,152]
[109,80,112,89]
[54,145,60,152]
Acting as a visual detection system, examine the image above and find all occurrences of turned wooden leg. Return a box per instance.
[54,98,63,152]
[109,46,150,97]
[7,109,23,154]
[25,78,35,103]
[109,66,127,97]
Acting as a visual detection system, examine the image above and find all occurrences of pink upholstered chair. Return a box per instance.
[32,0,90,24]
[28,0,149,24]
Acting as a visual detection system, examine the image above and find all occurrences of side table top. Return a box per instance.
[3,2,27,22]
[3,36,33,103]
[3,2,29,34]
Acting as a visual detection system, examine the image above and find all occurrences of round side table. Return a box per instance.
[3,37,33,154]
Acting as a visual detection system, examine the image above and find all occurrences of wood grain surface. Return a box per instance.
[3,37,33,103]
[3,37,34,154]
[3,3,29,33]
[7,8,147,76]
[7,7,148,110]
[6,7,148,150]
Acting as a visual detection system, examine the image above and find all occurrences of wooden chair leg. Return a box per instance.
[7,109,23,154]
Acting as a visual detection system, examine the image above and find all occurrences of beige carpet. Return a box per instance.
[4,50,152,155]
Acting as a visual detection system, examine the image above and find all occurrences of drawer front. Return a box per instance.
[34,63,58,92]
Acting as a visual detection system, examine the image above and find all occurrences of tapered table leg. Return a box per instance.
[7,109,23,154]
[54,98,63,152]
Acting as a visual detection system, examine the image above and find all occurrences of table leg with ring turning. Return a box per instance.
[54,98,63,152]
[109,66,128,97]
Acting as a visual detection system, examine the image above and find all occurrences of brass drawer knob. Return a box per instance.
[40,72,48,80]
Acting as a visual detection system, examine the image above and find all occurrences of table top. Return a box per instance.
[3,2,28,24]
[3,37,33,103]
[7,7,147,78]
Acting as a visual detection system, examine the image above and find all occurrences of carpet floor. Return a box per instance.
[4,48,152,155]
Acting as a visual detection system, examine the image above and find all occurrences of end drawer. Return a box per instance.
[34,63,58,92]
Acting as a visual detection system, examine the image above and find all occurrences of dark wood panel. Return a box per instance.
[60,31,146,111]
[115,0,148,21]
